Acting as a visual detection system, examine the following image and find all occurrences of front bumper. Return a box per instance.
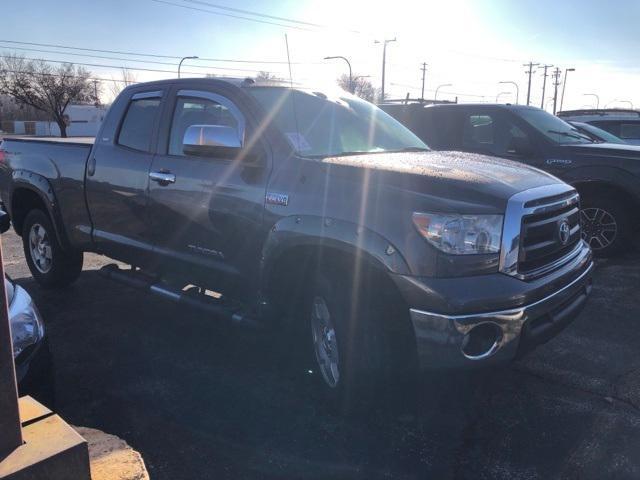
[398,245,593,370]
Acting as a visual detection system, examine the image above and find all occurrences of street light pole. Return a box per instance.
[496,91,511,103]
[324,56,353,92]
[583,93,600,109]
[498,81,519,104]
[559,68,575,112]
[435,83,452,101]
[375,38,396,101]
[178,56,199,78]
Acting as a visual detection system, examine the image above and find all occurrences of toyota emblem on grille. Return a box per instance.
[558,220,571,245]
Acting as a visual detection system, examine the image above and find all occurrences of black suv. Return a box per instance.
[381,102,640,256]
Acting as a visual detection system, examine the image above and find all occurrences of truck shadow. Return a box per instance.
[12,255,640,479]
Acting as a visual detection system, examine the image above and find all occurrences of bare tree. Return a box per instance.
[108,67,137,101]
[337,74,381,103]
[0,54,95,137]
[255,71,283,84]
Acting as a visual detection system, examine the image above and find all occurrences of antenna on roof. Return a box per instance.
[284,34,301,152]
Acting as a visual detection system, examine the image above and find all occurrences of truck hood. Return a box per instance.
[321,150,563,211]
[558,142,640,160]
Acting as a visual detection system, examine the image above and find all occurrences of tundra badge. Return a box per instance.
[266,192,289,206]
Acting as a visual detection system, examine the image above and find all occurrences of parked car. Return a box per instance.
[0,210,54,406]
[380,102,640,256]
[0,79,593,409]
[558,109,640,145]
[568,121,626,144]
[7,275,54,406]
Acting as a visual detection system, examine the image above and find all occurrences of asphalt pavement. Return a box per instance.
[4,231,640,480]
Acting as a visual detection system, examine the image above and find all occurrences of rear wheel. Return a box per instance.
[22,209,83,288]
[579,195,631,257]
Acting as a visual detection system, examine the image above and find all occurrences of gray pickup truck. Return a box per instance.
[0,78,593,407]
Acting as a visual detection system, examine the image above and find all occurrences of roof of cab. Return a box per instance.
[123,76,291,90]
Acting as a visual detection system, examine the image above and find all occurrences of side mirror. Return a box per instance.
[0,211,10,234]
[182,124,242,158]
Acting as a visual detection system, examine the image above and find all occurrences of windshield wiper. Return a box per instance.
[548,129,593,142]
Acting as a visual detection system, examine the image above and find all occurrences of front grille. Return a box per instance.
[518,192,581,276]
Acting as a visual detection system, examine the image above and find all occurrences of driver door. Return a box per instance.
[147,86,270,294]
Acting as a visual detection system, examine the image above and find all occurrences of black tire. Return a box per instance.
[580,194,631,257]
[301,266,399,414]
[22,209,83,288]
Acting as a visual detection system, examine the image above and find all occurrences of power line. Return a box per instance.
[151,0,315,31]
[0,45,287,74]
[0,68,135,84]
[1,55,281,78]
[0,39,318,65]
[183,0,326,28]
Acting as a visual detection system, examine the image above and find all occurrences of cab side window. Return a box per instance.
[463,112,532,158]
[169,96,239,156]
[118,97,161,152]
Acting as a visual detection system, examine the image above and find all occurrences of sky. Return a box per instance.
[1,0,639,110]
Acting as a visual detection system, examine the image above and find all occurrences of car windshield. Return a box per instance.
[246,87,429,157]
[575,123,626,144]
[518,108,594,144]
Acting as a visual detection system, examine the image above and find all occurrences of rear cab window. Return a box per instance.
[118,93,162,152]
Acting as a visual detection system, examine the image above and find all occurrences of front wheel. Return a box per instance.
[22,209,83,288]
[579,195,631,257]
[304,268,394,412]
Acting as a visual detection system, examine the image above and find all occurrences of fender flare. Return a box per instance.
[259,215,411,293]
[561,165,640,202]
[8,170,71,250]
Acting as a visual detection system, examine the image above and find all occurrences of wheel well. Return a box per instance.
[574,181,638,209]
[11,188,48,236]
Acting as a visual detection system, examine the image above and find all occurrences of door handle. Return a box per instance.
[149,171,176,185]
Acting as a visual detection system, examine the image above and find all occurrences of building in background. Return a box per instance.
[0,102,108,137]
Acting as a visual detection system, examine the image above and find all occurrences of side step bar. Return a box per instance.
[98,264,261,329]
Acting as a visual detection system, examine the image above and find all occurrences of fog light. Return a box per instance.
[461,322,502,360]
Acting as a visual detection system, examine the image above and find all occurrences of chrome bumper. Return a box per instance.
[409,260,594,370]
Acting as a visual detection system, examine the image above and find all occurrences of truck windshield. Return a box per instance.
[246,87,429,157]
[517,108,594,145]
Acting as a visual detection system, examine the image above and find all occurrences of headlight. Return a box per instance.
[412,212,503,255]
[8,284,44,358]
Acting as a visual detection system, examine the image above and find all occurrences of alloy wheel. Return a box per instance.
[28,223,53,273]
[310,295,340,388]
[580,207,617,251]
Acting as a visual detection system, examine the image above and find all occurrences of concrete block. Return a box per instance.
[0,398,90,480]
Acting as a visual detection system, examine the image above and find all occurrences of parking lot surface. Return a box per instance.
[4,231,640,480]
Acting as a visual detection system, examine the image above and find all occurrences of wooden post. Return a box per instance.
[0,236,22,455]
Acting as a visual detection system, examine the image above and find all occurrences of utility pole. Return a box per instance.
[552,67,561,115]
[540,64,553,109]
[420,62,428,103]
[375,38,396,102]
[523,61,540,106]
[93,79,100,106]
